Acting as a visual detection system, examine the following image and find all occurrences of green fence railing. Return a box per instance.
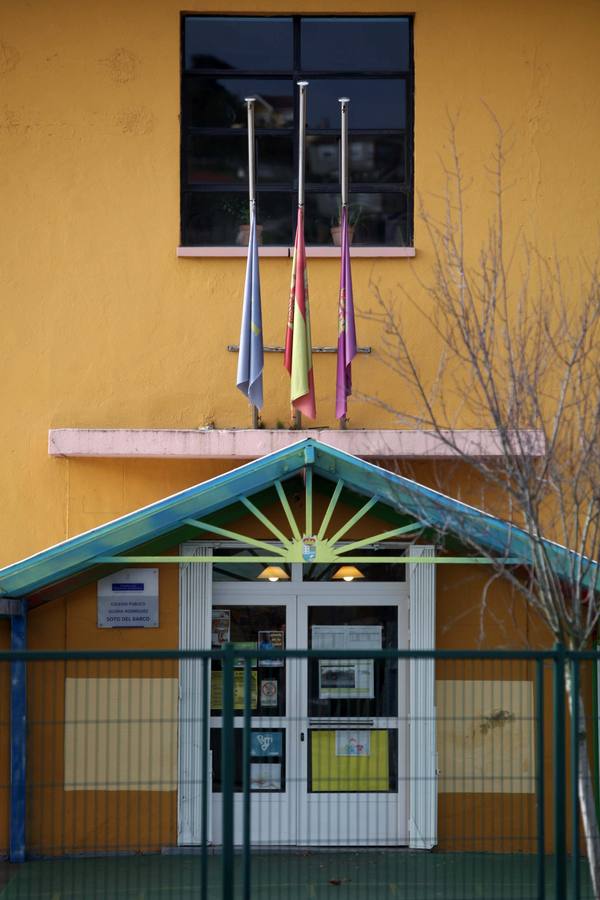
[0,646,597,899]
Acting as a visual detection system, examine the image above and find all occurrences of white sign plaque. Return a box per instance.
[97,569,159,628]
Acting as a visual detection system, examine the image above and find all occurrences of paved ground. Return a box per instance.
[0,851,592,899]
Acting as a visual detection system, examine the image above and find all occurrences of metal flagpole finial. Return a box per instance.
[245,97,257,208]
[339,97,350,210]
[297,81,309,208]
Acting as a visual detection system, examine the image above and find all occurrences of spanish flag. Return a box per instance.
[284,207,316,419]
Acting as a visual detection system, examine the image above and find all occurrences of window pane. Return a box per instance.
[211,729,287,792]
[184,17,293,72]
[185,134,246,185]
[303,549,406,581]
[211,605,287,716]
[307,605,398,718]
[304,191,409,246]
[301,17,410,72]
[213,547,291,582]
[258,135,294,184]
[257,191,294,245]
[183,79,294,129]
[351,135,406,184]
[306,134,406,184]
[305,79,406,130]
[182,191,294,246]
[185,134,293,186]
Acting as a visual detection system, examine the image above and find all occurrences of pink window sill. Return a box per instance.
[176,246,416,258]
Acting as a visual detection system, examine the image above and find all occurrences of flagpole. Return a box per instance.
[339,97,349,211]
[339,97,350,430]
[245,96,259,429]
[293,81,309,430]
[246,97,256,209]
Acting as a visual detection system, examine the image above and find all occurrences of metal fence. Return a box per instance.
[0,646,597,899]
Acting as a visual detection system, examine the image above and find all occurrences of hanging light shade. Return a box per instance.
[257,565,290,582]
[332,565,365,582]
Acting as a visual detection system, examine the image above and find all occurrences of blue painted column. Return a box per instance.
[10,601,27,863]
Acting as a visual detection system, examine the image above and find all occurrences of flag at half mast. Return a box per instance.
[285,207,316,419]
[236,201,264,408]
[335,206,357,420]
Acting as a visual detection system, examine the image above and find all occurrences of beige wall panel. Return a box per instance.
[436,680,535,794]
[64,678,177,791]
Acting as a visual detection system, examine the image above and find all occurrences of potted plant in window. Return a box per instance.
[330,203,361,247]
[221,197,264,246]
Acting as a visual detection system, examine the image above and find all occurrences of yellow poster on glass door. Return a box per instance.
[310,730,389,792]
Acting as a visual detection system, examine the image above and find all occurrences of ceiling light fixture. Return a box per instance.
[332,565,365,582]
[257,565,290,582]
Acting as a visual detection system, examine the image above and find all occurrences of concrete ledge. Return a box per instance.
[48,428,545,460]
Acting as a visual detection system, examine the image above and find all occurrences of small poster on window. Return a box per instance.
[211,609,230,648]
[251,731,282,757]
[233,642,257,668]
[318,660,374,699]
[250,763,281,791]
[211,670,257,711]
[335,730,371,757]
[260,679,278,708]
[258,630,284,667]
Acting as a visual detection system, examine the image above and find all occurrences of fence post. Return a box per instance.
[535,658,545,900]
[221,644,235,900]
[554,643,567,900]
[9,603,27,864]
[242,659,252,900]
[201,656,209,900]
[571,656,580,900]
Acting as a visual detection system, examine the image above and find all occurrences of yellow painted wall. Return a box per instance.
[1,0,599,564]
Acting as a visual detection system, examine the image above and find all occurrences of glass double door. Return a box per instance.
[209,586,408,847]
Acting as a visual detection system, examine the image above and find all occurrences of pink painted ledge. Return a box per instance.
[176,246,416,259]
[48,428,545,460]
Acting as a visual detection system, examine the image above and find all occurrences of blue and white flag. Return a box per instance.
[236,201,264,408]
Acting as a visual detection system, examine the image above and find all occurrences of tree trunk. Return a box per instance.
[565,664,600,898]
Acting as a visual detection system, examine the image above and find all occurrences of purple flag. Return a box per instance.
[335,207,357,419]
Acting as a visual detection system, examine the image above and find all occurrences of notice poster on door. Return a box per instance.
[211,669,257,710]
[233,642,257,668]
[251,731,282,757]
[335,730,371,757]
[319,661,374,699]
[312,625,381,699]
[311,730,389,792]
[250,763,281,791]
[211,609,230,648]
[258,630,284,667]
[260,679,278,708]
[312,625,382,652]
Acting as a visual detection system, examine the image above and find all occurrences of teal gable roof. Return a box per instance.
[0,438,596,599]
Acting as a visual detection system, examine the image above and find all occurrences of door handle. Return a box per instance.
[300,732,305,742]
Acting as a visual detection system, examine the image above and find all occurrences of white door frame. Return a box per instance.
[177,543,437,849]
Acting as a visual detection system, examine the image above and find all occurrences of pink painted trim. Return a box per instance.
[305,246,416,258]
[176,246,416,259]
[48,428,545,460]
[177,246,289,257]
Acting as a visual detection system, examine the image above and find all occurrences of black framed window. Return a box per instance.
[181,15,413,247]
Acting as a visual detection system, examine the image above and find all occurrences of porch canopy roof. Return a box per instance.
[0,438,595,606]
